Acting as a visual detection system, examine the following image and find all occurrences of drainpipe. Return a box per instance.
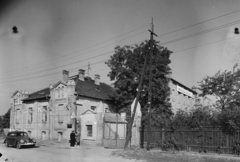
[46,95,51,140]
[36,101,39,140]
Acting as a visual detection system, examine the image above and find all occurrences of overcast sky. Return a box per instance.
[0,0,240,115]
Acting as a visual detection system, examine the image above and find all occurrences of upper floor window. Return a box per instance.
[56,86,65,98]
[91,106,96,111]
[105,107,109,113]
[58,104,64,123]
[28,107,33,124]
[42,106,47,124]
[16,109,20,124]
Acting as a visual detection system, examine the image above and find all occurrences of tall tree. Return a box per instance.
[105,40,173,126]
[197,64,240,111]
[197,64,240,133]
[2,108,10,128]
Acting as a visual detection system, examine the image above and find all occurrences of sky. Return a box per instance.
[0,0,240,115]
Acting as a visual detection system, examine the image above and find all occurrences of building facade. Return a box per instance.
[10,69,114,145]
[169,78,198,114]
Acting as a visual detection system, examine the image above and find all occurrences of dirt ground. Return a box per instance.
[0,138,145,162]
[112,147,240,162]
[1,136,240,162]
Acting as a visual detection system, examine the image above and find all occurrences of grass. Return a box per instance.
[111,148,240,162]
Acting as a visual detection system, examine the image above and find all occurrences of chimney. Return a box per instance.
[62,70,69,83]
[94,74,100,85]
[78,69,85,81]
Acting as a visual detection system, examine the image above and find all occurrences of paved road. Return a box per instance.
[0,139,143,162]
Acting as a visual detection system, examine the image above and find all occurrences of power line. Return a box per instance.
[0,39,145,82]
[0,33,147,81]
[173,35,237,54]
[0,51,113,81]
[0,59,108,83]
[3,9,240,79]
[0,68,111,92]
[4,35,238,91]
[159,19,240,46]
[3,19,240,84]
[1,25,150,76]
[157,8,240,38]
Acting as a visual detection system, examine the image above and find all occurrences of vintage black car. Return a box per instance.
[4,131,36,149]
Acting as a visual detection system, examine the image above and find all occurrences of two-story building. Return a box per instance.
[10,69,115,145]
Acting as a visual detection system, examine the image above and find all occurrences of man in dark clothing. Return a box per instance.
[70,130,76,147]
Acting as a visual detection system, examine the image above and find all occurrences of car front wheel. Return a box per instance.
[16,142,21,149]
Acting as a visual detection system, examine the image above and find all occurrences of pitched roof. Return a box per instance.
[22,87,50,101]
[170,78,197,95]
[74,78,115,101]
[12,90,20,96]
[22,76,115,102]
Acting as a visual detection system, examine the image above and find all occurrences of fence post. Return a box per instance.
[162,128,165,146]
[116,114,118,149]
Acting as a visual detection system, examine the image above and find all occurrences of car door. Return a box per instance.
[6,133,13,145]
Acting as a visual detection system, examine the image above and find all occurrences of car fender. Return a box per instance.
[15,140,20,147]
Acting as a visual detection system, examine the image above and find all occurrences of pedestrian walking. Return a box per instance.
[70,130,76,147]
[75,131,81,145]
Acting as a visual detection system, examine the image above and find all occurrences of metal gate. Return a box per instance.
[103,113,127,149]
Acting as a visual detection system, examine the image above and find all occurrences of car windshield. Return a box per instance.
[16,132,28,137]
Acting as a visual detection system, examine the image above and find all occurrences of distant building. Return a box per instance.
[10,69,115,145]
[169,78,198,114]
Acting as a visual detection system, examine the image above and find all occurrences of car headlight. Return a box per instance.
[20,139,24,143]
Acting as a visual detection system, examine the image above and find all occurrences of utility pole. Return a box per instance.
[147,18,157,151]
[124,42,149,149]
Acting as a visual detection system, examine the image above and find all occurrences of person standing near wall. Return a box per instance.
[75,131,81,145]
[70,130,76,147]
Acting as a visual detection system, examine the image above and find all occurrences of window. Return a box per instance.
[17,132,28,137]
[9,133,16,137]
[42,106,47,124]
[28,108,33,124]
[105,107,109,113]
[86,125,92,137]
[91,106,96,111]
[58,89,60,98]
[67,124,72,128]
[58,104,64,123]
[61,86,64,97]
[16,109,20,124]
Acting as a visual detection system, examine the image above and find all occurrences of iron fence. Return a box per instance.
[140,126,240,154]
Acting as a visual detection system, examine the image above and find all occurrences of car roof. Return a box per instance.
[8,131,27,133]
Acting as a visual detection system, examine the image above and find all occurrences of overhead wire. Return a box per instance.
[4,8,240,78]
[159,19,240,46]
[0,24,150,76]
[3,10,240,86]
[172,35,237,54]
[0,39,145,82]
[157,8,240,38]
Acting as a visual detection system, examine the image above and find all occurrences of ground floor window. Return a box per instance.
[86,125,92,137]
